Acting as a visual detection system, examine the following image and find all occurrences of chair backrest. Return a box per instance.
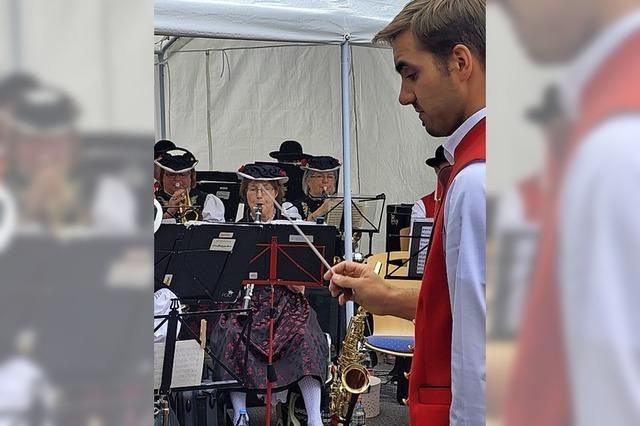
[366,251,411,278]
[365,252,421,337]
[399,227,411,252]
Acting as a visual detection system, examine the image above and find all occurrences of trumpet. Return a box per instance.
[175,182,201,223]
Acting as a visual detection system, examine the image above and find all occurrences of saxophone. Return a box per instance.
[329,306,370,425]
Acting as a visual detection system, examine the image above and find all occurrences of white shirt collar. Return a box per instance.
[443,107,486,164]
[560,8,640,119]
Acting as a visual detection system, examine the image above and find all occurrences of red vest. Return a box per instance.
[517,175,543,222]
[506,31,640,425]
[409,118,486,425]
[421,192,436,218]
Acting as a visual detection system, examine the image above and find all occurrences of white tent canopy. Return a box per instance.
[155,0,410,44]
[154,0,441,259]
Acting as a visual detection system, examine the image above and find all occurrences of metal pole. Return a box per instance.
[10,0,22,69]
[157,52,167,139]
[341,38,354,323]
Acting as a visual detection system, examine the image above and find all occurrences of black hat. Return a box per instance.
[526,85,563,124]
[154,139,176,158]
[155,148,198,173]
[425,145,448,168]
[0,72,40,108]
[268,140,312,161]
[301,156,341,172]
[12,88,77,135]
[237,163,289,183]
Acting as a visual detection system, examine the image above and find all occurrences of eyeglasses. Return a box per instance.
[165,171,191,178]
[309,174,336,180]
[247,186,276,195]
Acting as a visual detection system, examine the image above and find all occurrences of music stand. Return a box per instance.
[380,219,434,281]
[406,219,434,279]
[155,223,263,302]
[240,222,337,424]
[243,223,337,287]
[323,194,386,256]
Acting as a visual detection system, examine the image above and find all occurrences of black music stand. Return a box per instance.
[323,194,386,256]
[380,219,433,281]
[155,223,263,302]
[241,222,337,424]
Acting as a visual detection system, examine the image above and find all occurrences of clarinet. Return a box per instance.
[238,283,254,320]
[254,203,263,223]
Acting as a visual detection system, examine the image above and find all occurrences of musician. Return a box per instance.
[154,139,176,182]
[291,156,341,222]
[154,148,225,222]
[410,145,450,229]
[268,139,312,165]
[210,163,327,426]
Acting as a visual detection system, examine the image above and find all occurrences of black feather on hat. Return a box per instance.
[155,148,198,173]
[268,140,312,161]
[300,156,341,172]
[237,163,289,183]
[425,145,448,168]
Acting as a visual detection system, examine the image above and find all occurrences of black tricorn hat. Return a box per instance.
[425,145,448,168]
[526,85,563,124]
[300,156,341,172]
[269,140,312,161]
[155,148,198,173]
[237,163,289,183]
[12,88,78,135]
[154,139,176,158]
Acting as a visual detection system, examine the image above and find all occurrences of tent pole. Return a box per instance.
[157,51,167,140]
[10,0,22,69]
[341,37,354,324]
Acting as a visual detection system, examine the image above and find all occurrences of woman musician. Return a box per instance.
[210,163,327,426]
[154,147,225,222]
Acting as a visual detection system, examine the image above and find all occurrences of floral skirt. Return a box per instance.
[210,286,328,391]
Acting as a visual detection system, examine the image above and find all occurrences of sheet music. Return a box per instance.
[325,200,366,230]
[154,339,204,389]
[410,219,434,276]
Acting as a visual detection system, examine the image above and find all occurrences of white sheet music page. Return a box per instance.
[154,339,204,389]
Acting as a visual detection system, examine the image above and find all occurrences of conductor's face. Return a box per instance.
[393,31,466,138]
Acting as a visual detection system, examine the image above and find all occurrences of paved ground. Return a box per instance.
[247,358,410,425]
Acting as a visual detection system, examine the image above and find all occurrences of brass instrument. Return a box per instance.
[329,306,370,425]
[175,182,201,223]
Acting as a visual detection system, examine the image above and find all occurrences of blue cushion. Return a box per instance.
[365,335,414,354]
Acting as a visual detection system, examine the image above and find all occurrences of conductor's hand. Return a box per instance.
[324,261,393,316]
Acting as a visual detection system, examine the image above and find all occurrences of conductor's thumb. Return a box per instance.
[331,273,359,289]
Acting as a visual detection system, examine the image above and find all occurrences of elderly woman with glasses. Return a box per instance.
[291,156,341,222]
[210,163,328,426]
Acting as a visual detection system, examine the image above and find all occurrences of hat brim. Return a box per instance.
[425,157,448,168]
[269,151,313,161]
[303,165,341,172]
[237,171,289,184]
[154,159,198,174]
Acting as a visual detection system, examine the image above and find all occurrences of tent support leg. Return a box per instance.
[341,37,354,323]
